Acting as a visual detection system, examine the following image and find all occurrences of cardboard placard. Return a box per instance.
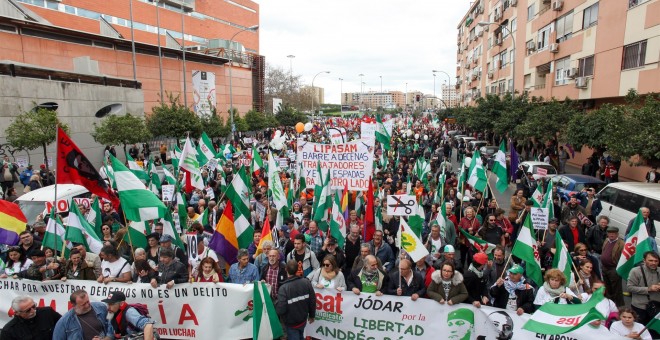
[386,194,417,216]
[530,207,548,229]
[162,185,175,202]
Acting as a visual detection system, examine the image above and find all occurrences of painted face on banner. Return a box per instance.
[489,311,514,340]
[446,308,474,340]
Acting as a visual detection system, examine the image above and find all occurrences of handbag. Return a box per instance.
[639,264,660,316]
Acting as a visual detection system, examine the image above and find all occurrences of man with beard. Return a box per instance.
[477,214,505,247]
[261,249,287,301]
[485,246,511,287]
[348,255,388,296]
[53,290,113,340]
[560,195,586,226]
[102,291,155,340]
[1,295,61,340]
[343,226,362,275]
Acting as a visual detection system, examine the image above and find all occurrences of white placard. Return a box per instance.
[192,70,216,117]
[328,127,347,145]
[243,137,253,145]
[205,187,215,200]
[277,157,288,170]
[386,194,417,216]
[287,150,296,161]
[162,185,175,202]
[15,156,28,168]
[530,207,548,229]
[206,158,218,172]
[360,120,394,139]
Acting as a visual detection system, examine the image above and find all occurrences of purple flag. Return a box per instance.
[565,143,575,158]
[509,141,519,182]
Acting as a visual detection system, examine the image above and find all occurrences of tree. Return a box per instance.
[146,93,202,138]
[244,110,267,131]
[275,103,307,127]
[201,109,225,139]
[91,114,151,157]
[515,98,579,142]
[5,107,69,171]
[264,64,315,113]
[233,115,249,132]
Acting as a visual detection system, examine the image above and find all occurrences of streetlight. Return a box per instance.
[228,24,259,141]
[311,71,330,117]
[358,73,364,111]
[478,21,515,94]
[433,73,436,108]
[432,70,452,108]
[338,78,343,113]
[287,55,295,91]
[379,75,382,92]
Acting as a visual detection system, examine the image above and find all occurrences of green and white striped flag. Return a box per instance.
[542,180,555,219]
[252,281,283,339]
[226,167,254,249]
[196,132,216,166]
[66,201,103,254]
[111,155,167,222]
[467,150,488,193]
[511,214,543,286]
[221,144,237,159]
[407,203,425,239]
[251,146,264,175]
[553,231,573,284]
[125,220,150,250]
[523,287,605,334]
[268,151,287,211]
[44,207,69,257]
[179,137,205,190]
[162,167,177,185]
[161,210,185,249]
[413,157,430,190]
[375,114,391,150]
[531,187,544,207]
[176,192,187,234]
[195,208,209,227]
[148,171,162,197]
[617,209,653,279]
[104,157,116,189]
[312,162,331,232]
[87,197,103,239]
[492,140,508,193]
[329,190,346,248]
[125,153,149,182]
[435,202,449,237]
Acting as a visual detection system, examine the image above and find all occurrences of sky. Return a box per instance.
[254,0,473,105]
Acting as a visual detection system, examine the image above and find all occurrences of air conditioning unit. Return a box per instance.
[495,37,503,46]
[568,68,579,78]
[495,60,501,69]
[550,43,559,53]
[478,30,484,37]
[552,0,563,10]
[511,0,518,6]
[575,77,588,88]
[472,74,478,80]
[478,5,484,14]
[526,41,537,51]
[494,12,501,21]
[488,71,494,79]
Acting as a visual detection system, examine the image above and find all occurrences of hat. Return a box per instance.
[327,238,337,246]
[447,308,474,323]
[473,252,488,265]
[508,264,524,274]
[548,218,559,224]
[102,291,126,304]
[146,232,160,241]
[293,201,301,207]
[280,225,290,233]
[27,164,33,168]
[40,164,46,169]
[159,234,174,243]
[607,226,619,233]
[443,245,455,253]
[29,249,45,257]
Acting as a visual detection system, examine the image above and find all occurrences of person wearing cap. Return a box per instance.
[489,264,535,316]
[316,237,346,270]
[427,261,467,305]
[439,244,462,272]
[601,225,625,307]
[159,234,187,265]
[1,295,61,340]
[14,250,53,281]
[151,247,188,289]
[102,291,155,340]
[19,164,33,187]
[464,252,490,308]
[521,171,538,198]
[97,245,131,284]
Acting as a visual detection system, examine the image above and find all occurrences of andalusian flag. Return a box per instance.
[125,221,150,249]
[375,114,391,150]
[397,217,429,262]
[226,167,254,249]
[434,172,446,204]
[196,132,216,166]
[435,203,449,237]
[553,231,573,284]
[617,209,653,280]
[253,281,283,339]
[407,203,425,239]
[86,197,103,238]
[329,190,346,248]
[162,167,177,185]
[44,207,69,256]
[148,172,162,197]
[66,201,103,254]
[125,153,149,182]
[160,210,185,249]
[195,208,209,227]
[413,157,430,190]
[531,187,544,207]
[511,214,543,286]
[111,155,167,222]
[492,140,508,193]
[176,192,187,233]
[251,146,264,175]
[103,156,116,189]
[179,137,205,190]
[646,313,660,335]
[268,151,287,211]
[460,229,497,255]
[467,150,488,192]
[523,287,605,334]
[312,162,331,232]
[542,180,555,219]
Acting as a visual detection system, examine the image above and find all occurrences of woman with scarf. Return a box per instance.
[463,253,490,308]
[307,255,346,291]
[489,264,536,315]
[575,258,601,297]
[533,268,581,308]
[194,257,223,283]
[427,262,468,305]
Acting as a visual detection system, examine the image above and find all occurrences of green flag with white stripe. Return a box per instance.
[66,201,103,254]
[125,153,149,182]
[196,132,216,166]
[111,155,167,222]
[523,287,605,334]
[44,207,70,257]
[252,281,283,339]
[226,166,254,249]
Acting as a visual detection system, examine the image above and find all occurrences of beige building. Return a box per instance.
[455,0,659,107]
[341,91,405,110]
[303,86,325,106]
[441,84,459,108]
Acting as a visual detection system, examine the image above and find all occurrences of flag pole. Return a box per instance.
[52,124,60,255]
[636,312,659,337]
[499,253,513,280]
[121,210,135,258]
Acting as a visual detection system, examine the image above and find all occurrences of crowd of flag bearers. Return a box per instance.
[0,116,658,339]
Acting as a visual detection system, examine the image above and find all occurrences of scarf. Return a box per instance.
[503,276,527,296]
[468,263,484,278]
[542,282,565,298]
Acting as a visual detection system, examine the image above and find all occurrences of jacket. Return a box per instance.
[63,260,96,281]
[52,302,113,340]
[347,268,388,293]
[157,259,188,284]
[628,264,660,309]
[276,276,316,327]
[286,247,320,277]
[307,269,347,290]
[601,238,624,268]
[0,307,61,340]
[626,217,657,239]
[427,270,468,304]
[558,225,586,252]
[577,193,602,217]
[370,241,395,272]
[260,262,287,288]
[463,267,489,303]
[489,280,536,313]
[385,270,426,297]
[586,225,609,255]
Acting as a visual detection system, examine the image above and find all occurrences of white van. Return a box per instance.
[16,184,90,224]
[596,183,660,241]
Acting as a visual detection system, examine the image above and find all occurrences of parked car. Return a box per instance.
[480,145,501,169]
[551,174,606,202]
[460,137,476,145]
[520,161,557,180]
[16,184,90,224]
[468,140,489,152]
[447,130,464,138]
[597,183,660,242]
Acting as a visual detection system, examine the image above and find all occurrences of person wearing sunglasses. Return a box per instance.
[1,295,61,340]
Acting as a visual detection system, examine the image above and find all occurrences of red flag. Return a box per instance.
[56,126,119,208]
[364,177,375,242]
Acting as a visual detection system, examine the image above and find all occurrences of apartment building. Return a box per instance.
[441,84,459,108]
[342,91,406,110]
[456,0,659,107]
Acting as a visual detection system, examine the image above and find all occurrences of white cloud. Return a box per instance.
[254,0,470,104]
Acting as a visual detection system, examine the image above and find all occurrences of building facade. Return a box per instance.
[341,91,406,110]
[455,0,659,107]
[441,84,459,108]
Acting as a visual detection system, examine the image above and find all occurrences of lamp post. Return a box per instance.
[405,82,408,112]
[338,77,343,113]
[379,75,382,92]
[311,71,330,118]
[432,70,452,108]
[358,73,364,111]
[478,21,515,94]
[228,24,259,141]
[287,55,295,91]
[433,73,436,109]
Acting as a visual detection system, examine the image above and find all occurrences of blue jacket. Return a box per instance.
[19,169,33,186]
[53,302,113,340]
[370,241,395,272]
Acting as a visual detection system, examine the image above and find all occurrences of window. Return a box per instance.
[583,2,599,29]
[628,0,649,9]
[528,4,535,21]
[554,57,571,85]
[498,81,506,94]
[508,79,513,92]
[614,190,644,213]
[511,18,517,32]
[555,11,574,42]
[502,26,509,38]
[578,55,594,77]
[510,48,515,64]
[622,40,647,69]
[524,74,532,87]
[537,23,554,50]
[500,50,508,67]
[597,187,617,204]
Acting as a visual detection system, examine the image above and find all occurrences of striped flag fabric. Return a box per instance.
[312,162,331,232]
[209,202,239,265]
[646,312,660,335]
[329,190,346,248]
[103,156,116,189]
[125,153,149,182]
[268,151,287,211]
[492,140,508,193]
[162,167,177,185]
[252,281,283,339]
[413,157,430,190]
[256,217,273,257]
[226,167,254,249]
[176,192,187,233]
[251,146,263,175]
[110,155,167,222]
[553,231,573,285]
[44,207,69,256]
[375,114,391,150]
[511,214,543,286]
[460,229,497,255]
[125,220,150,249]
[541,180,555,219]
[0,201,27,246]
[148,171,162,197]
[196,132,216,166]
[66,201,103,254]
[178,137,205,191]
[86,197,103,239]
[160,210,185,249]
[530,187,544,207]
[407,203,425,239]
[195,208,209,227]
[435,202,449,237]
[523,287,605,334]
[617,209,653,280]
[467,150,488,193]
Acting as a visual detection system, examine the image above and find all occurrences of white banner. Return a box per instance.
[386,194,417,216]
[162,185,175,202]
[15,156,28,169]
[531,207,549,230]
[44,198,91,214]
[296,139,374,191]
[192,70,216,117]
[0,279,253,340]
[360,120,393,139]
[307,289,624,340]
[278,158,289,170]
[328,127,347,145]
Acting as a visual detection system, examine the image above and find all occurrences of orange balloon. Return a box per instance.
[295,122,304,133]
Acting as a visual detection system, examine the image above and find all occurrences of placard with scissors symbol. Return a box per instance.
[386,194,417,216]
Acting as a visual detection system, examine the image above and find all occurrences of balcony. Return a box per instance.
[161,0,195,12]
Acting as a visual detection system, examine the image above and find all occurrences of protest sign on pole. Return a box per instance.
[296,139,374,191]
[205,187,215,200]
[386,194,417,216]
[162,185,175,202]
[530,207,548,229]
[15,156,28,168]
[360,120,393,139]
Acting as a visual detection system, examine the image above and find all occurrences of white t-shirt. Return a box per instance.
[101,258,131,278]
[533,286,578,305]
[430,237,443,255]
[4,259,32,276]
[609,321,651,340]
